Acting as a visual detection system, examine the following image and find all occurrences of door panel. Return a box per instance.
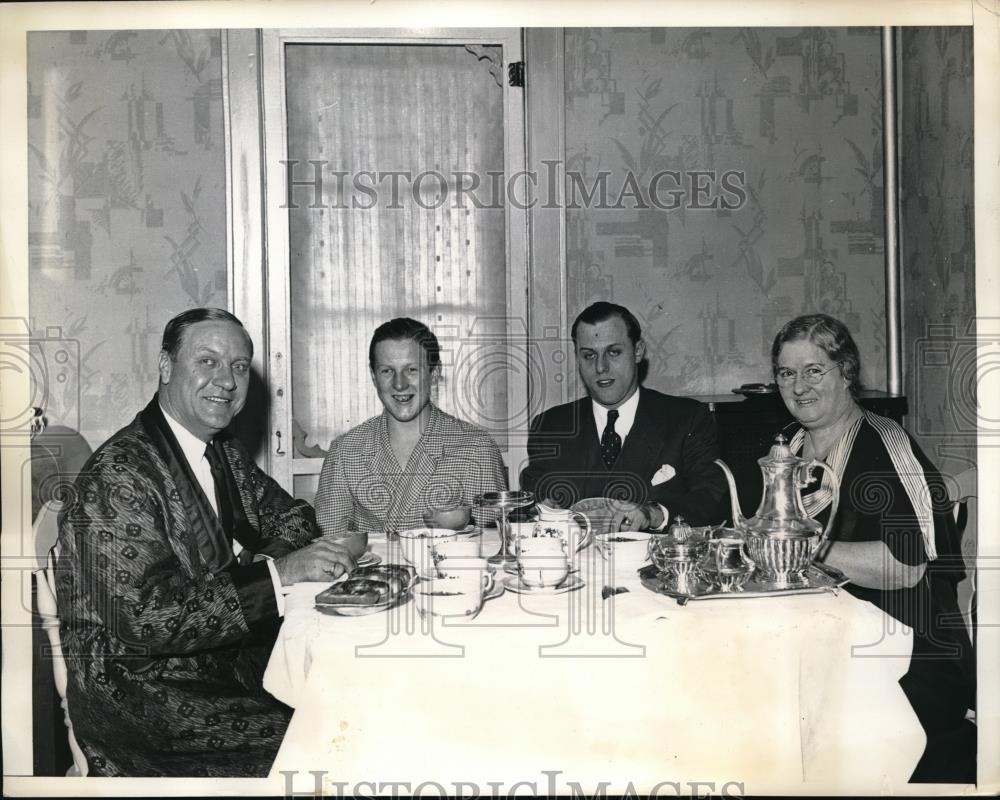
[243,29,526,498]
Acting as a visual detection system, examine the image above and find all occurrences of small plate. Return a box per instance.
[503,562,579,576]
[502,574,585,595]
[594,530,654,544]
[316,592,411,617]
[356,551,382,568]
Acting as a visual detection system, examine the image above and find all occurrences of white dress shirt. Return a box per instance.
[160,405,285,616]
[591,385,641,444]
[590,388,669,530]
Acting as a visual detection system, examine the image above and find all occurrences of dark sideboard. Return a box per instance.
[691,391,909,523]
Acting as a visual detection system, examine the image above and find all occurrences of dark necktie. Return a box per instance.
[601,409,622,469]
[203,440,234,541]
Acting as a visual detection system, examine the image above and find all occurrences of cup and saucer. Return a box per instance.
[414,556,503,620]
[504,538,584,595]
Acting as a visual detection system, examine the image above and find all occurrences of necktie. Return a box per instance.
[601,409,622,469]
[204,440,234,540]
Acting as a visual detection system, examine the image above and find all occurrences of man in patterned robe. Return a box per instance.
[56,308,356,777]
[315,317,507,535]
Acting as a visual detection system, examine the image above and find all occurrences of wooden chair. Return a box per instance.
[32,502,88,776]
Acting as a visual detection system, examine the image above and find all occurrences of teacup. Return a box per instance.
[516,536,566,558]
[415,559,493,618]
[422,504,472,531]
[436,556,494,586]
[517,552,570,589]
[397,527,459,577]
[535,508,592,553]
[432,539,481,564]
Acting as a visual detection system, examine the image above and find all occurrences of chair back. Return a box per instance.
[34,542,88,777]
[32,500,61,573]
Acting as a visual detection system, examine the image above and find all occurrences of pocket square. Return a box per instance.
[651,464,676,486]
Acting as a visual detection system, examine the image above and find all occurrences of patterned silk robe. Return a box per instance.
[55,398,318,777]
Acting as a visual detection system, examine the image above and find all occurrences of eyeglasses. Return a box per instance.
[775,364,838,385]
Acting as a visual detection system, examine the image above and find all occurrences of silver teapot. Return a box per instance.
[715,435,840,587]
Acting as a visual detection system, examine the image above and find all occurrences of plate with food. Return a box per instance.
[569,497,641,535]
[315,564,417,616]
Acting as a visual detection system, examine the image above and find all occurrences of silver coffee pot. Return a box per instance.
[714,435,840,587]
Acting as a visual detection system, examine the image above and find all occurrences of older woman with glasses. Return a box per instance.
[771,313,975,783]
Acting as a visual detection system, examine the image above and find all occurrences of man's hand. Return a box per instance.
[607,501,665,533]
[274,538,357,585]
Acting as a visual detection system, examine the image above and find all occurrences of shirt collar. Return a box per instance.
[591,386,640,440]
[159,402,210,467]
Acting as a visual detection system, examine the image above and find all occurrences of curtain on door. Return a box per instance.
[285,43,508,458]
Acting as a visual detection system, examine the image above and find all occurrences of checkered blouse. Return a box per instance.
[314,405,507,535]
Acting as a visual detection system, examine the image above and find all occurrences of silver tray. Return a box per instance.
[637,563,849,606]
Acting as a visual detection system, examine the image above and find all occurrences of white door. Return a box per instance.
[227,29,528,500]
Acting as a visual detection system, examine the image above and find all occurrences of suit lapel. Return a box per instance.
[619,388,659,476]
[577,400,603,469]
[219,439,265,552]
[572,399,609,498]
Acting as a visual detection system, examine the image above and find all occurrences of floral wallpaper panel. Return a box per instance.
[563,27,887,397]
[27,30,227,449]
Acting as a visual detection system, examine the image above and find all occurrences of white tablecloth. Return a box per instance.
[264,533,924,795]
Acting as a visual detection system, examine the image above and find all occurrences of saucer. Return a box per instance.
[503,563,579,576]
[502,574,584,595]
[316,591,410,617]
[356,551,382,568]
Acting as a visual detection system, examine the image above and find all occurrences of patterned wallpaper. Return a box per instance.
[898,27,976,475]
[24,27,973,470]
[563,27,888,396]
[26,30,227,449]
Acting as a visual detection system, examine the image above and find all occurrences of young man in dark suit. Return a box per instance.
[520,302,727,531]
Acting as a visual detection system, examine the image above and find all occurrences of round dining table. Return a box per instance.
[263,530,926,795]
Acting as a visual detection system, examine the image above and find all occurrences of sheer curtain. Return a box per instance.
[285,43,508,457]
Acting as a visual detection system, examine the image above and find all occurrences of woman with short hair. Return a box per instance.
[772,313,975,783]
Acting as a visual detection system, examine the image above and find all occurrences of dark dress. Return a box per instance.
[793,414,975,783]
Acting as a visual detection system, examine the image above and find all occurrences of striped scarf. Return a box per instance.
[789,411,937,560]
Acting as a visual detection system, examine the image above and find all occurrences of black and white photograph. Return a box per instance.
[1,0,997,796]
